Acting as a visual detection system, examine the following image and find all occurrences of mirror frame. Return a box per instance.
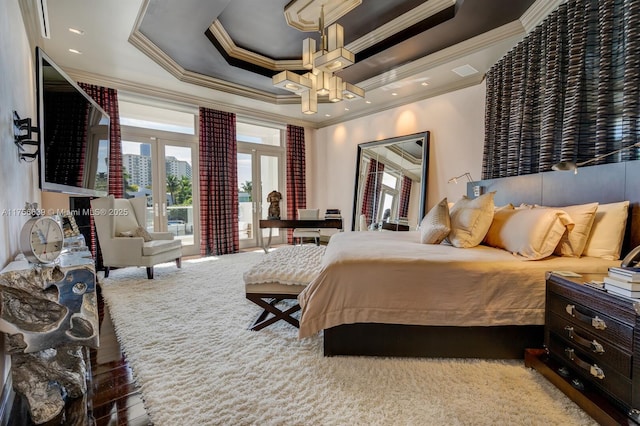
[351,131,430,231]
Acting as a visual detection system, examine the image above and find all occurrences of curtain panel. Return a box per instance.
[199,108,239,256]
[483,0,640,179]
[78,83,124,198]
[78,83,123,267]
[399,175,412,219]
[361,159,384,228]
[286,125,307,243]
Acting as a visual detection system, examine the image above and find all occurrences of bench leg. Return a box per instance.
[246,294,301,331]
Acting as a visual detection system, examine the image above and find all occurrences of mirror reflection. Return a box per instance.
[352,131,430,231]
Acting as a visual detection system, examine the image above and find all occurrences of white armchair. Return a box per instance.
[91,195,182,279]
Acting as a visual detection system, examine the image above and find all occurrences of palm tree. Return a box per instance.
[166,175,179,205]
[241,181,252,201]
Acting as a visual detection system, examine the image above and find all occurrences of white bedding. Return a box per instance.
[297,231,618,338]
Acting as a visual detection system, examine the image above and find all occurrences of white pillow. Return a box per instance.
[484,207,575,260]
[582,201,629,260]
[420,198,451,244]
[552,202,598,257]
[447,192,495,248]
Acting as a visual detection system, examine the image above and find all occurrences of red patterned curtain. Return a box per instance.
[361,159,384,228]
[78,83,123,267]
[199,108,239,256]
[399,175,412,219]
[286,125,306,243]
[78,83,123,198]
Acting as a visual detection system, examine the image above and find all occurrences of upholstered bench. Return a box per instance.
[243,245,325,330]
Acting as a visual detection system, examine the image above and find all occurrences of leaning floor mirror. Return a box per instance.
[352,131,430,231]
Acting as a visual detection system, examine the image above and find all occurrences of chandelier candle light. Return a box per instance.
[273,3,365,114]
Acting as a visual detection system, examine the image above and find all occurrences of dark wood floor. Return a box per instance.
[89,288,152,426]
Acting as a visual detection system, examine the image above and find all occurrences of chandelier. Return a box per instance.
[272,5,365,115]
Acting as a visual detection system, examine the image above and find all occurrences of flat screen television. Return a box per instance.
[36,47,110,196]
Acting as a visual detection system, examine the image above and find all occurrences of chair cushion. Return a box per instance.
[113,199,139,236]
[142,239,182,256]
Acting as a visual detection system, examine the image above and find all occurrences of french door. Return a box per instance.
[237,147,284,249]
[121,127,200,256]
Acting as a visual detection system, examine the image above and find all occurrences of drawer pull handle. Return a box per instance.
[564,348,605,379]
[564,326,605,354]
[565,304,608,330]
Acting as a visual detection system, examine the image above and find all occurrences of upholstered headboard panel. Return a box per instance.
[467,159,640,257]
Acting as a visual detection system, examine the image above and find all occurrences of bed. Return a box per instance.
[298,160,640,358]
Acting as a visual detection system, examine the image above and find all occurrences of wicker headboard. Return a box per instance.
[467,159,640,258]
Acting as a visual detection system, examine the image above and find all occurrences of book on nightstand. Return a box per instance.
[603,276,640,298]
[608,266,640,282]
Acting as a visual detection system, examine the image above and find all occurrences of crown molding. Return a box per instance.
[207,0,455,70]
[208,21,302,71]
[358,20,524,91]
[64,68,318,129]
[128,28,283,104]
[520,0,565,33]
[347,0,456,53]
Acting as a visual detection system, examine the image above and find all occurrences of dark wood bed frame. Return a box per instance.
[324,160,640,359]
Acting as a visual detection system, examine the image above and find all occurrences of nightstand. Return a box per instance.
[525,272,640,425]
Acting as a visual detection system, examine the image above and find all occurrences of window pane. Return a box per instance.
[119,101,195,135]
[237,122,280,146]
[382,172,397,188]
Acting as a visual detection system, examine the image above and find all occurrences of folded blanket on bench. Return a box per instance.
[243,245,326,287]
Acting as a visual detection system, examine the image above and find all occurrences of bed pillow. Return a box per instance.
[420,198,451,244]
[552,202,598,257]
[447,191,495,248]
[484,207,575,260]
[582,201,630,260]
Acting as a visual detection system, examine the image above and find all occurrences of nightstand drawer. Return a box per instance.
[548,333,633,405]
[547,293,633,349]
[548,311,632,377]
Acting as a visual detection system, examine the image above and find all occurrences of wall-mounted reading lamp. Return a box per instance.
[13,111,39,162]
[447,172,473,184]
[448,172,484,196]
[551,142,640,174]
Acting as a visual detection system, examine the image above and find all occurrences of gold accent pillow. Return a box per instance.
[419,198,451,244]
[582,201,629,260]
[447,191,495,248]
[484,207,575,260]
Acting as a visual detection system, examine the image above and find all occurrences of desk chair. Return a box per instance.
[292,209,320,245]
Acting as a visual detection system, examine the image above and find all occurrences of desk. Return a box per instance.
[259,219,343,252]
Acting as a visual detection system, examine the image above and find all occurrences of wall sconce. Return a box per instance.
[13,111,39,162]
[447,172,473,184]
[552,141,640,174]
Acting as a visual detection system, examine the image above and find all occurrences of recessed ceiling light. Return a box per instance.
[391,92,398,96]
[366,100,371,104]
[344,107,350,111]
[452,64,478,77]
[421,82,429,86]
[325,114,331,117]
[68,49,82,54]
[68,27,85,35]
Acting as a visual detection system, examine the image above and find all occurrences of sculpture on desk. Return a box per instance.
[0,259,98,424]
[267,190,282,219]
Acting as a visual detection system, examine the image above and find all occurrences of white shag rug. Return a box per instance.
[100,250,596,426]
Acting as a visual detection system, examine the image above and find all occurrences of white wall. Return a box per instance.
[0,0,40,389]
[309,83,486,230]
